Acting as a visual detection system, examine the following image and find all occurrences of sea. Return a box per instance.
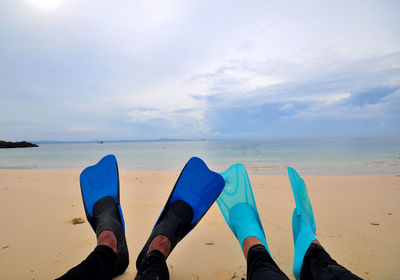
[0,137,399,176]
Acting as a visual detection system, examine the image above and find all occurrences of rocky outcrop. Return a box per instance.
[0,140,39,148]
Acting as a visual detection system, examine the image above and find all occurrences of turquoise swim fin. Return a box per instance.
[136,157,225,270]
[80,154,129,276]
[217,163,270,255]
[288,167,317,280]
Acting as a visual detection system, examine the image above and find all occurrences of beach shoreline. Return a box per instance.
[0,170,399,279]
[1,138,399,176]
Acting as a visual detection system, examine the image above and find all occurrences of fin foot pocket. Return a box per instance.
[92,196,129,276]
[217,163,270,255]
[230,203,267,249]
[288,167,317,280]
[136,157,224,271]
[136,200,194,270]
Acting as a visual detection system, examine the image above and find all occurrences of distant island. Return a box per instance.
[0,140,39,148]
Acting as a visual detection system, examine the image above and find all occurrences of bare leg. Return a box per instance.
[244,237,289,280]
[147,235,171,258]
[97,230,117,253]
[135,235,171,280]
[243,237,263,259]
[243,237,321,261]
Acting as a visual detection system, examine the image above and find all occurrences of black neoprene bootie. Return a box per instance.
[136,200,194,270]
[92,196,129,276]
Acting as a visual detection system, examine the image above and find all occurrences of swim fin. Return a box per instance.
[288,167,317,280]
[136,157,225,270]
[217,163,270,255]
[80,154,129,276]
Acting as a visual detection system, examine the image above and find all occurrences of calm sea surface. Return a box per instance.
[0,138,399,175]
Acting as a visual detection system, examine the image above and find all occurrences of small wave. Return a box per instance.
[247,165,285,169]
[365,160,385,165]
[365,161,400,167]
[0,164,39,170]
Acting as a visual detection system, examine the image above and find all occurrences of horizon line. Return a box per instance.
[28,135,400,144]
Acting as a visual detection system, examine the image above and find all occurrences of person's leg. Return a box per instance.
[58,155,129,279]
[300,241,363,280]
[135,157,225,279]
[244,237,289,280]
[57,230,117,280]
[217,164,289,280]
[135,235,171,280]
[288,167,318,279]
[140,234,290,280]
[57,197,128,279]
[135,199,194,279]
[229,206,289,280]
[288,167,362,280]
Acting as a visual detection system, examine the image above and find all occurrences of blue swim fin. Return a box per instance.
[136,157,225,270]
[80,154,129,276]
[288,167,317,280]
[80,154,125,231]
[217,163,270,255]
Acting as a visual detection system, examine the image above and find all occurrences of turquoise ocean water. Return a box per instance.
[0,138,399,175]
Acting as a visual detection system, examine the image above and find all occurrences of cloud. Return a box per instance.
[1,0,400,140]
[125,107,208,138]
[183,51,400,137]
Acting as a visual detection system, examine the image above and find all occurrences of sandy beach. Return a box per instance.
[0,170,399,279]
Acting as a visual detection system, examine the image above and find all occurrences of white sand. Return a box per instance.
[0,170,399,279]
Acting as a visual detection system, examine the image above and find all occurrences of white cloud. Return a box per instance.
[293,92,351,105]
[126,107,208,137]
[27,0,65,10]
[1,0,399,140]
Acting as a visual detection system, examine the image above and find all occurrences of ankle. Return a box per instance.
[243,236,263,259]
[147,235,171,258]
[97,230,117,253]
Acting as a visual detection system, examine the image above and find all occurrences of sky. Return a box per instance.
[1,0,399,141]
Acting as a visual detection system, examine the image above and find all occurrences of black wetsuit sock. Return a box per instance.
[57,245,117,280]
[247,244,289,280]
[135,250,169,280]
[300,243,363,280]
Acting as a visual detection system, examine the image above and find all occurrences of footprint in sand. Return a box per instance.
[213,267,246,279]
[168,264,174,274]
